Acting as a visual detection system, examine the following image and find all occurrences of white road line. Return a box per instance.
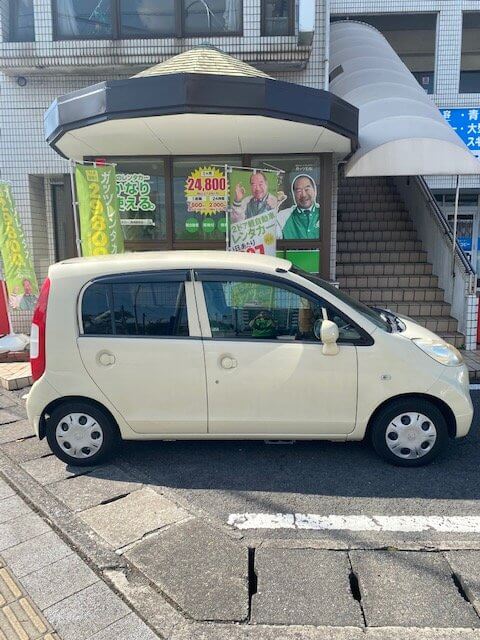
[228,513,480,533]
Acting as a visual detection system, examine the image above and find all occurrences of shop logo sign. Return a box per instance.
[441,108,480,158]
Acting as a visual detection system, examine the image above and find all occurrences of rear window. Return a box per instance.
[81,280,189,337]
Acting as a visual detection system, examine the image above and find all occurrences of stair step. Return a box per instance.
[338,275,439,289]
[439,332,465,348]
[338,193,402,204]
[337,230,417,242]
[337,251,427,264]
[339,201,405,212]
[338,220,414,232]
[338,210,411,222]
[343,287,445,304]
[337,240,422,252]
[377,301,452,318]
[403,315,459,333]
[336,262,433,276]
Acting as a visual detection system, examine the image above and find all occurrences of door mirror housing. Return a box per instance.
[320,319,339,356]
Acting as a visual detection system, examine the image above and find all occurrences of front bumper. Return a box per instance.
[428,363,473,438]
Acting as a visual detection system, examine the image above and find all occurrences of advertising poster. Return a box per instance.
[441,108,480,158]
[180,165,228,241]
[0,183,39,311]
[275,161,321,240]
[116,172,159,241]
[228,168,284,256]
[75,164,124,256]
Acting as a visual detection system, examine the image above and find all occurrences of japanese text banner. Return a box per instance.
[0,183,39,311]
[75,165,124,256]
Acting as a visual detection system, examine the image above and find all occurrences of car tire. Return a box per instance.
[370,398,449,467]
[46,401,120,466]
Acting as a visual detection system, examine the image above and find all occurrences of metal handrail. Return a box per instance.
[415,176,475,277]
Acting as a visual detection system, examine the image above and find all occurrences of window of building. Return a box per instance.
[81,280,189,336]
[261,0,295,36]
[115,160,167,243]
[183,0,242,35]
[331,13,437,94]
[9,0,35,42]
[119,0,175,37]
[53,0,242,39]
[202,277,362,342]
[54,0,113,38]
[460,13,480,94]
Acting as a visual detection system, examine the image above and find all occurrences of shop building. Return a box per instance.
[1,0,480,351]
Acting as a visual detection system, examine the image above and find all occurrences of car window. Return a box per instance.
[82,280,189,337]
[202,278,362,342]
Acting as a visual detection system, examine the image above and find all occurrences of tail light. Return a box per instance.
[30,278,50,382]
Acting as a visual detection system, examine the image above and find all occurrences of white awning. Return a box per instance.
[329,21,480,176]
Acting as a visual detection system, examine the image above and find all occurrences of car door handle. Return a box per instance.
[97,350,115,366]
[220,356,237,370]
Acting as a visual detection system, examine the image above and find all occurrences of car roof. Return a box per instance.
[50,250,292,279]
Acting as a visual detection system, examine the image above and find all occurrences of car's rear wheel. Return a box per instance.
[46,401,120,466]
[370,398,449,467]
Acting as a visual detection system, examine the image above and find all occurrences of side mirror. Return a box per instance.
[320,320,339,356]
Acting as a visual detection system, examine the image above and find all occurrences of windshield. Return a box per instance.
[290,267,392,333]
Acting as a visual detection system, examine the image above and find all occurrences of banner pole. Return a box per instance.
[225,164,230,251]
[69,160,82,257]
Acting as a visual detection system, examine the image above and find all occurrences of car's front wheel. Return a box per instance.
[46,401,120,466]
[370,398,449,467]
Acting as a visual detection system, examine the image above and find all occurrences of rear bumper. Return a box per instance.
[26,378,60,438]
[428,364,473,438]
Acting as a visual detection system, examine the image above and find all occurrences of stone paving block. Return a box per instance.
[79,487,190,549]
[350,550,480,628]
[0,410,20,425]
[252,549,363,627]
[0,419,34,444]
[1,436,51,463]
[20,554,99,611]
[126,518,249,622]
[0,495,31,524]
[44,581,130,640]
[0,478,14,500]
[170,622,366,640]
[0,513,50,551]
[21,455,94,486]
[2,530,73,578]
[48,465,142,512]
[0,396,16,410]
[89,613,159,640]
[446,551,480,616]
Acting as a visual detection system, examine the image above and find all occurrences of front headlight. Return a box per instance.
[412,338,464,366]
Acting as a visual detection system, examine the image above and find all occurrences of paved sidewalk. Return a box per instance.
[0,476,159,640]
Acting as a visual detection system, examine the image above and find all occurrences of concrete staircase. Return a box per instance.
[336,176,465,348]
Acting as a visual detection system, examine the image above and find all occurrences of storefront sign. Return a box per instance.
[441,108,480,158]
[116,173,156,212]
[185,166,227,215]
[0,183,39,310]
[75,165,124,256]
[228,168,282,256]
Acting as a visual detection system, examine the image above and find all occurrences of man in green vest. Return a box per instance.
[277,174,320,240]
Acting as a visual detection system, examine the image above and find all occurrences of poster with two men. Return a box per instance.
[227,163,320,256]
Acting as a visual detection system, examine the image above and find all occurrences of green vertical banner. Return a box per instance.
[0,183,39,311]
[75,164,124,256]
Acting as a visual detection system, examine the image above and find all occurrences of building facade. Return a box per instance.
[0,0,479,344]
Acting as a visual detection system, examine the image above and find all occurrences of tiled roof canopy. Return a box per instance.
[133,45,272,79]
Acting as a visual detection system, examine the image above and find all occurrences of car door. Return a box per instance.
[194,270,359,437]
[77,269,207,435]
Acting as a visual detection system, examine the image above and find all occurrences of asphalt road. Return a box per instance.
[113,390,480,548]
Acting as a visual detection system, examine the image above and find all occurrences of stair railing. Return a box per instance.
[394,176,477,348]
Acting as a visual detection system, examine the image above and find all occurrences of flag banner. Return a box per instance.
[75,164,124,256]
[0,183,39,311]
[228,167,284,256]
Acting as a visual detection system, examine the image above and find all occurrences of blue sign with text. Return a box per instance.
[440,108,480,158]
